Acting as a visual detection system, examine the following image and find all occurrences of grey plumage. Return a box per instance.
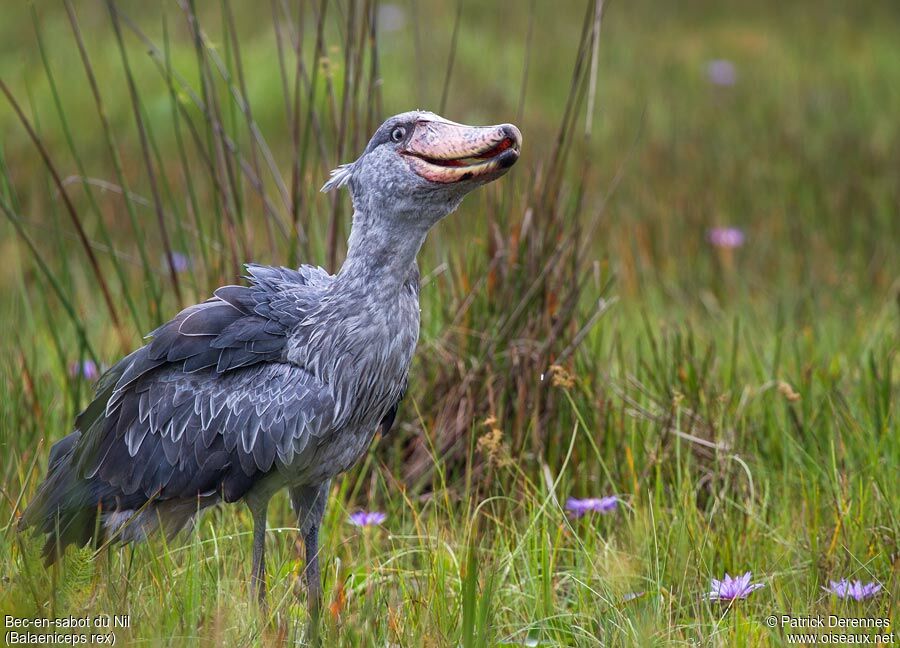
[21,110,521,616]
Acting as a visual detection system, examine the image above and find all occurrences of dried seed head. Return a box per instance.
[548,364,575,389]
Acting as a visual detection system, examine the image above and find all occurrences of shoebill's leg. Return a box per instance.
[289,480,331,620]
[246,494,270,606]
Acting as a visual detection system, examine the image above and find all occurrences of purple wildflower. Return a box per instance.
[162,251,191,273]
[707,572,764,602]
[377,4,406,33]
[706,59,737,86]
[823,579,882,601]
[69,360,99,381]
[565,496,618,518]
[348,511,387,527]
[707,227,745,249]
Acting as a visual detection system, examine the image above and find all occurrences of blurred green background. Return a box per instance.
[3,1,897,308]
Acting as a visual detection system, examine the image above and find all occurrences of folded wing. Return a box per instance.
[71,264,334,503]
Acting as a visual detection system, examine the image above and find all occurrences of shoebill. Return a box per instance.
[20,111,522,618]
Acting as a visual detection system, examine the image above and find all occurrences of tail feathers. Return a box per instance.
[21,354,146,561]
[20,431,128,562]
[21,431,217,562]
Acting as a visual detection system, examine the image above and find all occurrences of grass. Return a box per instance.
[0,0,897,645]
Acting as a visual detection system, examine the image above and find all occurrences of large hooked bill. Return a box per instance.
[401,117,522,184]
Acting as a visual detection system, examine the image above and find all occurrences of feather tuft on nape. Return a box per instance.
[320,163,355,192]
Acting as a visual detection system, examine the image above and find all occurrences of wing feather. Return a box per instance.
[79,362,334,501]
[68,263,336,503]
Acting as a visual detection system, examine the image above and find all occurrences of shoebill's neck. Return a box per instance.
[337,206,427,294]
